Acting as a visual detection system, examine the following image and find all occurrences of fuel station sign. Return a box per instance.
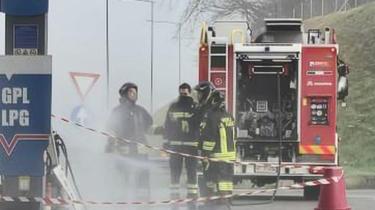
[13,24,39,56]
[0,56,51,176]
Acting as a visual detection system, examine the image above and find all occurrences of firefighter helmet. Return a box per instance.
[209,90,225,108]
[119,82,138,98]
[194,81,216,105]
[179,83,192,93]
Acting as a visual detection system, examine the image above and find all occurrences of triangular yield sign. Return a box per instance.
[69,72,100,101]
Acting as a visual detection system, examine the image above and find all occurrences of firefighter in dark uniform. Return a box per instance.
[106,82,153,201]
[164,83,199,210]
[194,81,236,210]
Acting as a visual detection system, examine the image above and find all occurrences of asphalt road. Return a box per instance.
[60,131,374,210]
[69,153,374,210]
[230,189,375,210]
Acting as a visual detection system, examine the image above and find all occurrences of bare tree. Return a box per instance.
[180,0,272,27]
[180,0,375,28]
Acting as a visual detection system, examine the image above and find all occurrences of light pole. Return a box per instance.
[106,0,110,109]
[178,22,181,84]
[151,1,154,114]
[117,0,155,113]
[135,0,154,113]
[148,20,182,84]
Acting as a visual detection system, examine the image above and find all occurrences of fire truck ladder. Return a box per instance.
[208,37,229,107]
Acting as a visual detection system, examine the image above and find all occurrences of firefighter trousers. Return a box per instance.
[200,162,233,210]
[115,154,150,202]
[169,145,198,210]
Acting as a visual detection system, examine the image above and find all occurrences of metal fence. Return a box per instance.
[273,0,375,19]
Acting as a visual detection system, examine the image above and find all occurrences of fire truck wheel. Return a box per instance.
[303,185,320,200]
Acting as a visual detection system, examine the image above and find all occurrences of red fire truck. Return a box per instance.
[198,19,349,199]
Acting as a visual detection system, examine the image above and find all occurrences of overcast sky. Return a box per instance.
[0,1,200,203]
[1,0,199,122]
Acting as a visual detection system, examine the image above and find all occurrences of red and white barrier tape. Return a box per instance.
[0,173,342,206]
[52,114,327,171]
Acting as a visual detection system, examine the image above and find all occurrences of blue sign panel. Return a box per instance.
[71,105,89,126]
[14,25,39,49]
[0,57,51,176]
[1,0,48,16]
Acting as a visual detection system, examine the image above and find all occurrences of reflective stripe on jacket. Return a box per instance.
[164,96,199,144]
[200,108,236,161]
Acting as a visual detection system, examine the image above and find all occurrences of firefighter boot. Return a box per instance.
[186,157,198,210]
[170,184,180,210]
[187,183,198,210]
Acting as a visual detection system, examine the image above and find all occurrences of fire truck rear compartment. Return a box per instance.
[236,58,298,142]
[234,57,301,179]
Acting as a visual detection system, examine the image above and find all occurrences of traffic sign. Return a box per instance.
[69,72,100,102]
[71,105,90,126]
